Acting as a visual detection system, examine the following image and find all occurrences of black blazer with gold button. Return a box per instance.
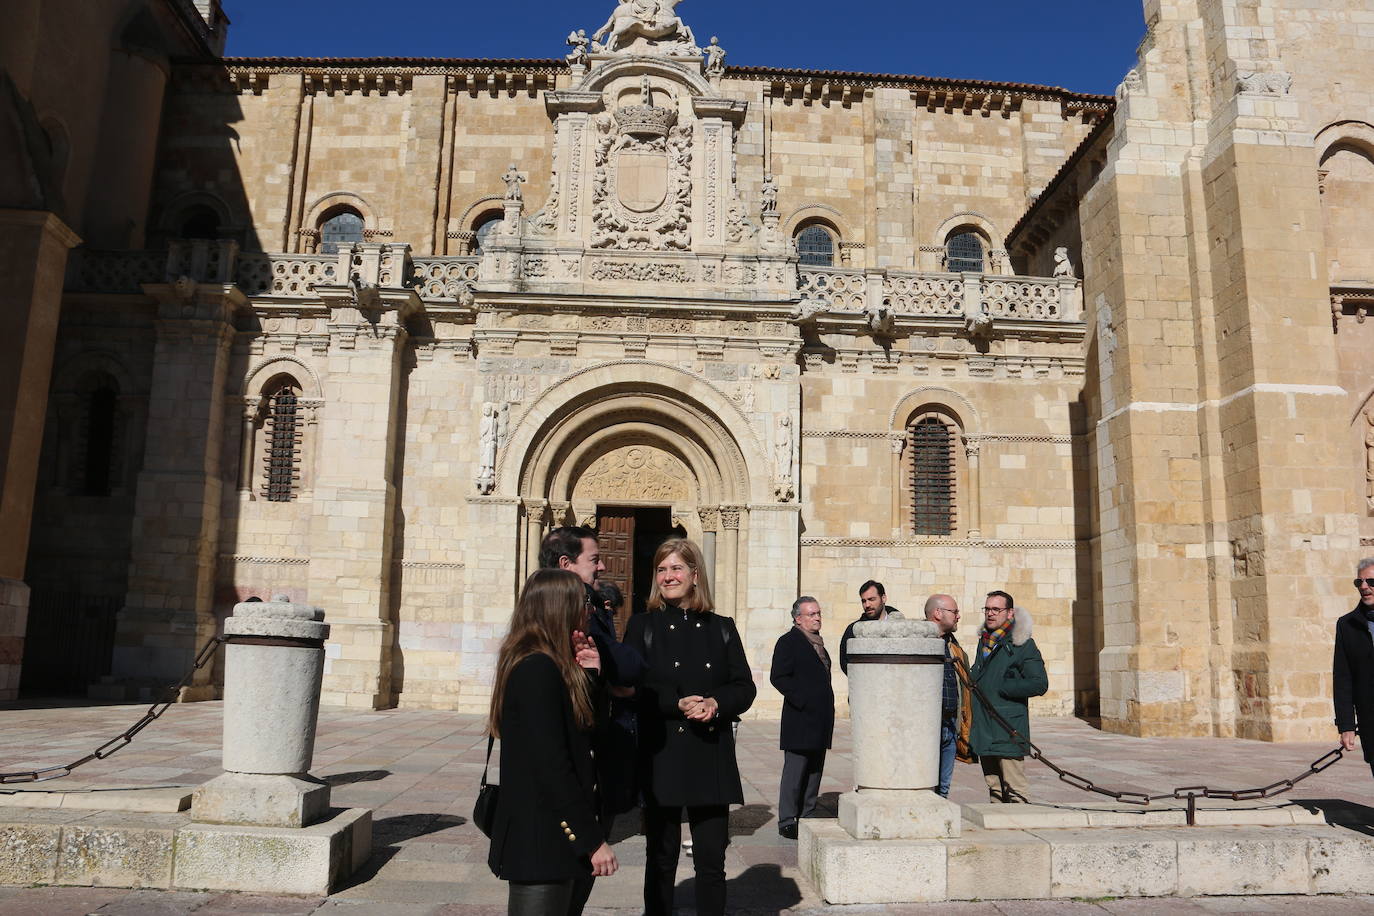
[487,652,603,881]
[624,605,757,807]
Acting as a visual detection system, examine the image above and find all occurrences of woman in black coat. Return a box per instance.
[623,537,757,916]
[487,569,618,915]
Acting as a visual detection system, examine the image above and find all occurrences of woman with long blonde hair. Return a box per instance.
[623,538,756,916]
[485,568,618,915]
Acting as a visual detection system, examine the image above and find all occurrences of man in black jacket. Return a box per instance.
[839,580,902,674]
[769,596,835,839]
[1335,557,1374,777]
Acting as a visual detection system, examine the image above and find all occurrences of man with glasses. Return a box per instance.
[924,594,972,797]
[1335,559,1374,777]
[969,590,1047,803]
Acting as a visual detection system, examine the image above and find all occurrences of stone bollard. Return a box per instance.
[839,617,960,839]
[192,595,331,828]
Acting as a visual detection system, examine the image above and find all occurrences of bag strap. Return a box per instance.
[480,734,494,787]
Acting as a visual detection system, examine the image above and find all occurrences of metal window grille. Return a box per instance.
[263,386,302,502]
[910,416,955,535]
[946,232,984,273]
[320,210,364,255]
[797,225,835,267]
[83,387,117,497]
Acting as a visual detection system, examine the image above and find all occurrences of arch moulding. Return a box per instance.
[241,355,323,400]
[784,202,854,239]
[1316,120,1374,164]
[889,385,982,434]
[301,191,380,235]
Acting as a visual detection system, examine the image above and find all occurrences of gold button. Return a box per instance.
[674,661,680,667]
[708,725,716,732]
[560,821,568,828]
[669,624,675,630]
[677,725,685,733]
[569,834,576,842]
[696,622,702,628]
[705,662,711,668]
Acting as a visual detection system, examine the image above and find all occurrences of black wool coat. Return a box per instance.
[1334,606,1374,762]
[769,626,835,751]
[624,606,757,807]
[487,653,603,882]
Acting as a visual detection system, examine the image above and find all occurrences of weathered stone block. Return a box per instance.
[839,789,960,839]
[944,826,1051,900]
[172,806,370,895]
[1038,828,1177,898]
[1309,829,1374,894]
[192,772,330,828]
[961,803,1088,830]
[1175,828,1310,896]
[0,823,60,884]
[56,824,174,887]
[799,819,947,904]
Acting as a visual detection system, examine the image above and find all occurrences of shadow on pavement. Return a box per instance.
[1295,797,1374,836]
[322,769,391,786]
[334,812,469,890]
[728,803,773,837]
[678,863,801,914]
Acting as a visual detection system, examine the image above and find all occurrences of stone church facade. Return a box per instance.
[2,0,1370,741]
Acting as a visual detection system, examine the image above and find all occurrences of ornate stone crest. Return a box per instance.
[592,78,692,250]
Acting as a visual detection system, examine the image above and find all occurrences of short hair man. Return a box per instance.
[1335,558,1374,777]
[924,593,972,797]
[769,596,835,839]
[839,580,904,674]
[968,590,1048,803]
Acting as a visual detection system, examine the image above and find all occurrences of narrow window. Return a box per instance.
[262,383,302,501]
[180,205,221,240]
[319,208,364,255]
[83,387,117,496]
[911,416,955,536]
[797,225,835,267]
[946,231,985,273]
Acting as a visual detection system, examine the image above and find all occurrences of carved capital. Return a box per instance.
[720,506,742,529]
[698,506,720,532]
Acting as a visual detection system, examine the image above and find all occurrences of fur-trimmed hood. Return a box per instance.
[1010,608,1033,646]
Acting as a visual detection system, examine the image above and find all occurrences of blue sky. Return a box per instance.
[221,0,1145,96]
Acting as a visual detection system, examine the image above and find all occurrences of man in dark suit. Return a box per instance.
[1336,558,1374,777]
[769,596,835,839]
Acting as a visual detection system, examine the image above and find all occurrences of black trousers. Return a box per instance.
[506,874,594,916]
[777,748,826,828]
[643,803,729,916]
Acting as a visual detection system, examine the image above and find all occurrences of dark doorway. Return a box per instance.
[19,589,120,695]
[596,506,686,636]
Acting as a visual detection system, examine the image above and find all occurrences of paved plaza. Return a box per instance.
[3,700,1374,914]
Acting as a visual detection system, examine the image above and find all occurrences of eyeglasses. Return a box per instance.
[1355,579,1374,588]
[982,606,1010,613]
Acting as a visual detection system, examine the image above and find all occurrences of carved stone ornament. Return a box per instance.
[591,82,693,251]
[589,0,701,56]
[475,402,498,494]
[1236,70,1293,96]
[1053,247,1075,279]
[572,444,694,503]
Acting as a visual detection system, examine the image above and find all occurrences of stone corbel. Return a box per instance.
[545,90,605,116]
[691,97,748,125]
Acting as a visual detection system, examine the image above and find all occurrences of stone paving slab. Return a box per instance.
[3,702,1374,912]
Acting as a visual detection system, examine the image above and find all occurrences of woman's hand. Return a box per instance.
[679,695,718,721]
[590,841,618,877]
[573,630,601,672]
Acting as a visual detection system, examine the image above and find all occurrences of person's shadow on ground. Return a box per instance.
[334,812,468,890]
[677,864,801,914]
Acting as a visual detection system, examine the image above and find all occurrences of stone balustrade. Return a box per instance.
[799,266,1083,324]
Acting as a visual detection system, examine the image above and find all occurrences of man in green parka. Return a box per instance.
[969,590,1048,803]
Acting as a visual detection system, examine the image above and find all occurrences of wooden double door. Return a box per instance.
[596,505,686,637]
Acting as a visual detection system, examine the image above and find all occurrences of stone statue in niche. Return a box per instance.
[704,36,726,77]
[476,402,498,494]
[502,163,525,201]
[1053,246,1075,278]
[1365,409,1374,510]
[591,0,698,54]
[774,415,795,501]
[565,29,590,66]
[760,173,779,214]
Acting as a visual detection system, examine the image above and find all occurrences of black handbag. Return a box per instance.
[473,735,500,838]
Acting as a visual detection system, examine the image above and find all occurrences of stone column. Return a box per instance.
[0,209,80,700]
[309,281,419,709]
[964,438,982,540]
[102,283,241,698]
[193,597,331,827]
[717,505,741,618]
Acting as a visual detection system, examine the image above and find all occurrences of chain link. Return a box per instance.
[0,635,224,786]
[952,652,1346,821]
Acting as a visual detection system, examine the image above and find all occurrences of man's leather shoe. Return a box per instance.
[778,823,798,839]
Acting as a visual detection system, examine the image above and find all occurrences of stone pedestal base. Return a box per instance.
[192,772,331,828]
[175,807,371,895]
[800,820,948,904]
[838,789,960,840]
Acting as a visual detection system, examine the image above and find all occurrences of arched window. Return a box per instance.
[945,231,985,273]
[261,380,302,502]
[796,224,835,267]
[473,213,504,255]
[910,415,956,536]
[179,204,221,240]
[83,385,118,497]
[319,208,364,255]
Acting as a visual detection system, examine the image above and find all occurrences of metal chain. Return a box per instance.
[951,652,1347,821]
[0,635,224,785]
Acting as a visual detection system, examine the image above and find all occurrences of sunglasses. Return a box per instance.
[1356,579,1374,588]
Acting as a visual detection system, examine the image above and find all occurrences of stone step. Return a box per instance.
[960,798,1328,830]
[0,787,193,813]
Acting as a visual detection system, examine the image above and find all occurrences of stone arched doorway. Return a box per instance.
[506,369,758,622]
